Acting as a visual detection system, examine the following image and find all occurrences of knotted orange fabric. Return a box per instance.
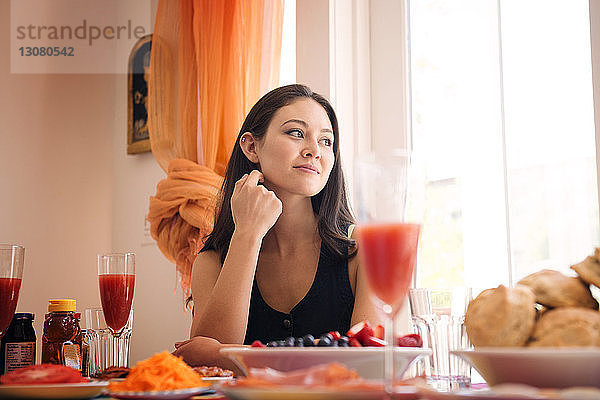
[147,0,283,295]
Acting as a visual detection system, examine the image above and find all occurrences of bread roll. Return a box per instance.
[518,269,598,310]
[465,285,536,347]
[528,307,600,347]
[571,248,600,289]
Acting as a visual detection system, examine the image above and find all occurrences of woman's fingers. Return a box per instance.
[230,169,281,239]
[244,170,264,187]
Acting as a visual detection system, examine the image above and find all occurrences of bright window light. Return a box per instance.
[410,0,599,289]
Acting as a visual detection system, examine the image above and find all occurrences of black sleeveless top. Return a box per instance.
[243,242,355,344]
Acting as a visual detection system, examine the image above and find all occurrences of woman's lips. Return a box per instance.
[294,165,319,174]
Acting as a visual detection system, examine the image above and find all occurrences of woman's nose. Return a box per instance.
[302,139,320,159]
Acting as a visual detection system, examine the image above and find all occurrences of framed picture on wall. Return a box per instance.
[127,34,152,154]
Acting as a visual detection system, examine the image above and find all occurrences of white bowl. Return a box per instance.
[220,347,431,379]
[452,348,600,388]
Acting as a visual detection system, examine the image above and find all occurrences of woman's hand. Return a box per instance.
[173,336,245,376]
[231,170,282,239]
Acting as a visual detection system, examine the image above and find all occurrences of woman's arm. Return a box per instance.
[348,228,384,326]
[349,254,384,327]
[190,170,282,344]
[190,234,262,343]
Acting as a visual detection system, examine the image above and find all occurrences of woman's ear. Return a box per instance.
[239,132,259,164]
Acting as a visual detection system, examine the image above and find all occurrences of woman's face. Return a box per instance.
[254,98,335,198]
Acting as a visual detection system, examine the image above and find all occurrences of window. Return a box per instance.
[279,0,296,86]
[410,0,599,289]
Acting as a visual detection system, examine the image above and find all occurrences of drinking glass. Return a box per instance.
[98,253,135,368]
[0,245,25,338]
[85,306,133,376]
[409,287,473,391]
[354,151,423,394]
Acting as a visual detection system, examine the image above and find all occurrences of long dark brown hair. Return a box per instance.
[203,84,356,264]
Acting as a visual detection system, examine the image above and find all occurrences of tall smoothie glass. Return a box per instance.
[0,245,25,338]
[354,151,423,395]
[98,253,135,368]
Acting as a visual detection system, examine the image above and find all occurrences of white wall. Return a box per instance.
[0,0,189,364]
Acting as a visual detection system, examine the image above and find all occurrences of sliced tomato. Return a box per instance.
[0,364,86,385]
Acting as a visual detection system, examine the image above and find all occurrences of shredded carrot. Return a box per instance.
[108,351,209,392]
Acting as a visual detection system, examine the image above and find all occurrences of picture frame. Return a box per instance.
[127,34,152,154]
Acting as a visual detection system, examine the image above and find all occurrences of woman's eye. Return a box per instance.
[320,138,333,147]
[286,129,303,138]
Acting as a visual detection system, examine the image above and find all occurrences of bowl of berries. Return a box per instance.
[220,320,431,380]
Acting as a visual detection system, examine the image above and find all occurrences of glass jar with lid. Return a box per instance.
[41,299,82,371]
[0,312,36,374]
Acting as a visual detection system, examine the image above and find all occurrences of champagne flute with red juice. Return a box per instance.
[98,252,135,368]
[0,245,24,339]
[354,150,423,395]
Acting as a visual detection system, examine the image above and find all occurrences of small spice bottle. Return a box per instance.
[41,299,82,371]
[0,313,36,374]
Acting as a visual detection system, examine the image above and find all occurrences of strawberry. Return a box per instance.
[251,340,266,348]
[363,336,386,347]
[373,324,384,340]
[349,337,362,347]
[397,334,423,347]
[328,331,342,341]
[347,320,374,345]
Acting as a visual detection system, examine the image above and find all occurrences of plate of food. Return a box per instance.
[0,382,109,400]
[109,386,212,400]
[107,351,213,399]
[220,386,387,400]
[194,365,235,385]
[0,363,107,399]
[419,383,600,400]
[218,363,421,400]
[452,348,600,389]
[221,346,429,380]
[459,257,600,389]
[221,321,430,379]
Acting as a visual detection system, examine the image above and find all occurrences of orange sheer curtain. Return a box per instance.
[147,0,284,295]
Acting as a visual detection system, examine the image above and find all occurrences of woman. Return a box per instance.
[174,84,382,369]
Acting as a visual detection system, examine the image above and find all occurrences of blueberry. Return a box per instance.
[317,336,331,347]
[322,333,334,342]
[338,336,349,347]
[302,334,315,346]
[284,337,295,347]
[267,341,279,347]
[295,337,304,347]
[277,340,286,347]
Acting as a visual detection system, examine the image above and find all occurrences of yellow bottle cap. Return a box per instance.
[48,299,76,312]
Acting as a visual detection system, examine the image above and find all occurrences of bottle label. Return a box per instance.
[62,343,81,371]
[5,342,35,373]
